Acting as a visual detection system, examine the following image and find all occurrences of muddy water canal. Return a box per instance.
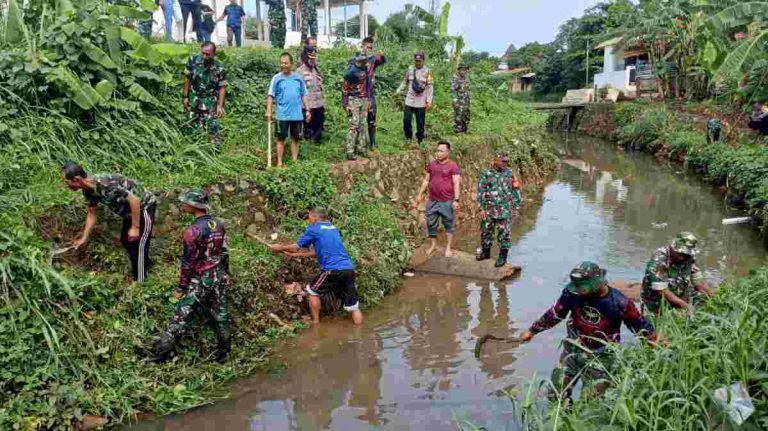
[130,134,767,431]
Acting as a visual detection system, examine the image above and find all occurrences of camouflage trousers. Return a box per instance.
[480,217,512,249]
[300,6,318,42]
[155,271,231,357]
[192,108,221,148]
[270,18,286,49]
[346,96,369,157]
[550,342,612,402]
[454,104,470,133]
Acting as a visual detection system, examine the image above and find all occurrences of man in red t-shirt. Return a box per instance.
[414,140,461,257]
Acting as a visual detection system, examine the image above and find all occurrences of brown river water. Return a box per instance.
[128,134,767,431]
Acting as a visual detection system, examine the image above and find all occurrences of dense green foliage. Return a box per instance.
[509,0,768,107]
[611,102,768,232]
[514,268,768,430]
[0,2,553,429]
[505,0,634,95]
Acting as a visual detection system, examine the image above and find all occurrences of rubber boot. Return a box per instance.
[214,326,231,364]
[495,248,509,268]
[369,127,377,151]
[142,334,176,364]
[475,247,491,261]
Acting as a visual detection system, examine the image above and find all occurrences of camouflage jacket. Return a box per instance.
[450,75,470,106]
[179,215,230,291]
[185,54,227,110]
[265,0,286,22]
[476,168,521,219]
[83,173,156,219]
[641,246,703,309]
[530,287,656,353]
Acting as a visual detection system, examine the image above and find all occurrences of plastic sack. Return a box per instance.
[713,382,755,425]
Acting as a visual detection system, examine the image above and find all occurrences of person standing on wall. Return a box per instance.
[297,46,325,143]
[267,52,311,167]
[61,161,157,283]
[200,3,216,42]
[217,0,246,47]
[299,0,319,44]
[342,53,371,160]
[414,141,461,257]
[179,0,203,42]
[265,0,286,49]
[397,51,434,148]
[160,0,175,41]
[360,36,386,151]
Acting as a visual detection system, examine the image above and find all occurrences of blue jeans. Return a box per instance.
[162,0,174,41]
[227,25,242,47]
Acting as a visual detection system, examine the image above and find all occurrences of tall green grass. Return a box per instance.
[512,268,768,430]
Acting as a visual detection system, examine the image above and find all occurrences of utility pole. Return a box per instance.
[585,38,590,87]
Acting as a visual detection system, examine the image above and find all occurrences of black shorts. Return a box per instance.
[306,270,360,312]
[277,120,302,140]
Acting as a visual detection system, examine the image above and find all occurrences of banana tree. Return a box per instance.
[404,2,465,73]
[707,1,768,81]
[0,0,190,111]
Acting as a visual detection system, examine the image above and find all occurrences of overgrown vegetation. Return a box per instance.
[609,102,768,234]
[0,1,552,429]
[512,267,768,430]
[507,0,768,109]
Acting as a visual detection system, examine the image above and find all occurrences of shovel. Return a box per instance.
[48,245,76,266]
[267,119,273,168]
[246,232,272,247]
[474,334,523,359]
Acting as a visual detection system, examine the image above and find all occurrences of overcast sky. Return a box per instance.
[368,0,604,55]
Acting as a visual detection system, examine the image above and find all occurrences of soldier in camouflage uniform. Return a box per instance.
[520,262,657,402]
[299,0,319,44]
[183,42,227,150]
[451,64,471,134]
[342,53,370,160]
[147,189,232,363]
[476,152,522,267]
[265,0,286,49]
[641,232,714,315]
[61,161,157,283]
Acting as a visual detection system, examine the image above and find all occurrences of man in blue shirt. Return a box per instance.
[269,207,363,325]
[267,52,311,168]
[217,0,246,47]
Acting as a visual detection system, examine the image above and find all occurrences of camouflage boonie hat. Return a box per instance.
[566,261,607,296]
[179,188,210,210]
[354,52,368,62]
[458,63,470,70]
[671,231,699,256]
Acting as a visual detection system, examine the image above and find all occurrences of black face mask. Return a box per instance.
[203,57,214,66]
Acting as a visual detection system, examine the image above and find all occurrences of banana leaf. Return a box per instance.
[120,27,160,64]
[4,0,25,45]
[83,41,118,69]
[95,80,114,100]
[715,30,768,80]
[108,5,152,20]
[128,81,160,105]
